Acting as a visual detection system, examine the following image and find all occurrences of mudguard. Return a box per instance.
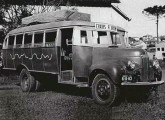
[89,62,124,85]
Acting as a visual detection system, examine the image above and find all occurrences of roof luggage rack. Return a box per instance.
[22,10,91,26]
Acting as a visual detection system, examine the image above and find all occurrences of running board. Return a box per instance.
[59,81,89,87]
[76,83,89,88]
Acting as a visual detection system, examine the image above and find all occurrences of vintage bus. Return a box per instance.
[0,20,164,106]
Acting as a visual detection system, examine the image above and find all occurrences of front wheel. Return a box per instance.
[19,69,36,92]
[92,74,119,106]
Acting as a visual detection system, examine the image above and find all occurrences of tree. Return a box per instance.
[0,2,33,34]
[142,5,165,43]
[0,0,63,34]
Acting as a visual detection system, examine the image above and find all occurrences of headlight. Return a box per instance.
[128,60,136,70]
[153,59,160,69]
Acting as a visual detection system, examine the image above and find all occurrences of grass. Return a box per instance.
[0,67,165,120]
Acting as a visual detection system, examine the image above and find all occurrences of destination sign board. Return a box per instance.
[95,23,117,32]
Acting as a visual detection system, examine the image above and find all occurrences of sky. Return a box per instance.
[116,0,165,37]
[0,0,164,38]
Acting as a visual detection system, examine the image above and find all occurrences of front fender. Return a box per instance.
[89,63,123,84]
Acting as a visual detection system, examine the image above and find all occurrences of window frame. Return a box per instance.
[80,30,88,44]
[162,47,164,51]
[3,37,8,49]
[157,48,160,51]
[73,26,93,46]
[110,32,122,46]
[14,33,24,48]
[45,29,57,47]
[23,32,34,48]
[92,30,112,46]
[8,35,16,49]
[34,31,44,47]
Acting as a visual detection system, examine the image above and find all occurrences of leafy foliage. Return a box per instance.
[143,5,165,17]
[142,5,165,43]
[0,0,63,35]
[0,3,33,34]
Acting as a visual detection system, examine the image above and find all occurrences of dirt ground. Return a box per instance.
[0,70,165,120]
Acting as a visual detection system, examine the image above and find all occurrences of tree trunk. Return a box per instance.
[156,13,159,44]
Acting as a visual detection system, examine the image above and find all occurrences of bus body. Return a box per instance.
[1,20,164,106]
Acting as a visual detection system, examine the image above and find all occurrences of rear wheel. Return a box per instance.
[35,80,43,91]
[92,74,119,106]
[19,69,36,92]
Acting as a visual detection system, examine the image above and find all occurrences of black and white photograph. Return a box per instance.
[0,0,165,120]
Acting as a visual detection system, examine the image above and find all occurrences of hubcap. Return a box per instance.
[22,75,29,90]
[97,79,111,101]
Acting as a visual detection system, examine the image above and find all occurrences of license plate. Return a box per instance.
[122,75,132,81]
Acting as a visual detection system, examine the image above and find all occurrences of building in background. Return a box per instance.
[142,34,156,47]
[61,5,130,30]
[160,36,165,41]
[155,41,165,60]
[60,3,131,46]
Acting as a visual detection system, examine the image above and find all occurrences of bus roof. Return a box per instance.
[8,21,126,35]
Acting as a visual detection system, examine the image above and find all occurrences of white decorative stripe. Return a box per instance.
[10,53,53,60]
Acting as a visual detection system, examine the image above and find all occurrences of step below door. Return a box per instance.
[61,70,73,83]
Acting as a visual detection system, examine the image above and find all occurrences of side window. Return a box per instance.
[81,31,88,44]
[16,34,23,48]
[157,48,160,51]
[34,32,44,47]
[110,33,121,45]
[24,33,33,48]
[98,31,108,44]
[45,30,57,47]
[93,31,110,45]
[162,47,164,51]
[8,35,15,48]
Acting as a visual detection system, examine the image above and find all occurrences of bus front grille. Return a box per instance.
[141,56,149,81]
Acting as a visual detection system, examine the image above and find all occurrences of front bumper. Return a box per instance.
[121,80,164,86]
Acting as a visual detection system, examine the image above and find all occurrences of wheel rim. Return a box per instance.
[96,79,111,101]
[22,74,29,90]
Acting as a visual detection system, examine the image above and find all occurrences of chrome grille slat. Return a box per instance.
[141,56,149,81]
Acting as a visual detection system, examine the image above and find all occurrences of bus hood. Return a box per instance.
[93,47,147,58]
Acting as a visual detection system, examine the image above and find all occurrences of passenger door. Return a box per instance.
[60,28,73,82]
[43,30,59,73]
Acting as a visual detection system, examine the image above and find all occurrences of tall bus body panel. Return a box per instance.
[72,46,93,77]
[14,48,24,69]
[2,49,7,68]
[31,48,44,71]
[21,48,33,70]
[6,49,15,69]
[42,47,59,73]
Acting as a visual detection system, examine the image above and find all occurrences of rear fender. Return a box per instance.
[16,64,29,75]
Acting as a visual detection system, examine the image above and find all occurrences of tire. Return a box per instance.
[92,74,119,106]
[35,80,43,91]
[19,69,36,92]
